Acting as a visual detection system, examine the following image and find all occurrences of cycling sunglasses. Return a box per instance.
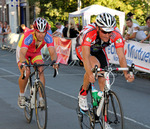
[99,28,112,34]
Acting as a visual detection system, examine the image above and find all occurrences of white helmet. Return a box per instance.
[95,12,116,32]
[33,17,49,32]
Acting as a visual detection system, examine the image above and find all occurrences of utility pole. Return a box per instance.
[2,0,5,23]
[77,0,81,11]
[77,0,81,25]
[18,0,20,33]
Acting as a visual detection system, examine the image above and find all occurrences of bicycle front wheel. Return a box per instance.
[24,78,33,123]
[35,81,47,129]
[105,90,124,129]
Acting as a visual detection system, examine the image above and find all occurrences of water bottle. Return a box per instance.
[92,89,98,106]
[97,91,103,102]
[97,92,104,116]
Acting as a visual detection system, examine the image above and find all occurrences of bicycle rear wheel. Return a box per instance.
[104,90,124,129]
[35,81,47,129]
[24,78,33,123]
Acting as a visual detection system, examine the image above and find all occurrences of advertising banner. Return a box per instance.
[54,37,72,64]
[105,40,150,73]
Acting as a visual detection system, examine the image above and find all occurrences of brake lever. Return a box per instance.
[53,68,58,78]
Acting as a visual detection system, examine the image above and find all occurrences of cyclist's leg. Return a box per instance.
[16,46,30,94]
[92,50,108,91]
[82,56,100,90]
[79,56,100,111]
[18,63,30,93]
[17,62,30,108]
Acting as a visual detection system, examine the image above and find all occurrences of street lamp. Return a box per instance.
[18,0,20,33]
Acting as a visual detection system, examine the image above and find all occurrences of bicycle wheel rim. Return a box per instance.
[24,79,33,123]
[106,91,124,129]
[35,81,47,129]
[77,105,95,129]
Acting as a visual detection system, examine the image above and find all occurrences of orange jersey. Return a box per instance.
[18,30,54,53]
[76,23,124,62]
[77,23,124,48]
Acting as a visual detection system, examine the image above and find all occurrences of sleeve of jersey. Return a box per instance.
[20,33,33,49]
[44,33,54,47]
[82,32,93,47]
[114,35,124,48]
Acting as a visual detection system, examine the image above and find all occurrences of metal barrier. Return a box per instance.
[0,33,21,52]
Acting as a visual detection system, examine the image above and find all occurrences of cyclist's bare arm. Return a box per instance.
[116,47,134,82]
[82,45,95,83]
[47,47,58,69]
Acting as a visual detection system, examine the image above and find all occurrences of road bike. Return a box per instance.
[22,63,58,129]
[77,64,134,129]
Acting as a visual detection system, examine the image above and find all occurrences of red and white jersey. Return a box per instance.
[76,23,124,48]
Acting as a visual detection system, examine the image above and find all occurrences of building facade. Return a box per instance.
[0,0,36,33]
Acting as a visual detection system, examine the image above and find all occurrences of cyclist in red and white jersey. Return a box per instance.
[16,17,58,108]
[76,13,134,115]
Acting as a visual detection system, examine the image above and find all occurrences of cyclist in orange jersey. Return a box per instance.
[76,13,134,115]
[16,17,58,108]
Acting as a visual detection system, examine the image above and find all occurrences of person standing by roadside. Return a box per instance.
[52,22,64,37]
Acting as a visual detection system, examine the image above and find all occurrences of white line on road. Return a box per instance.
[0,68,18,76]
[46,85,150,129]
[0,68,150,129]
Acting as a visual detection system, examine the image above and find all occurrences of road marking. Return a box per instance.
[0,68,150,129]
[0,68,18,76]
[46,85,150,129]
[45,86,77,100]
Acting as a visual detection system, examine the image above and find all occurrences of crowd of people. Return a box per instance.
[0,21,11,47]
[124,12,150,43]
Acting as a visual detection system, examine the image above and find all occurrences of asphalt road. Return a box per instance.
[0,48,150,129]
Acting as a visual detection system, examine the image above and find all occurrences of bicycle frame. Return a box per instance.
[95,67,130,117]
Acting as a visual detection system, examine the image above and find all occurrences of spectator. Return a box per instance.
[137,16,150,43]
[3,25,11,35]
[141,34,150,43]
[52,22,64,37]
[30,24,34,30]
[67,18,79,38]
[127,12,139,25]
[125,18,146,41]
[62,21,68,38]
[0,21,3,33]
[135,16,150,33]
[47,24,52,35]
[21,24,29,33]
[123,12,139,36]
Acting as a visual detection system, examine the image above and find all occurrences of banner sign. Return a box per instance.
[54,37,71,64]
[105,40,150,73]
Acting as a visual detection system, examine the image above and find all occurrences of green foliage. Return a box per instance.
[27,0,150,30]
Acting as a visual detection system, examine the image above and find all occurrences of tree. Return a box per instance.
[27,0,150,30]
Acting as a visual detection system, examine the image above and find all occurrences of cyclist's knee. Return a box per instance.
[89,56,100,68]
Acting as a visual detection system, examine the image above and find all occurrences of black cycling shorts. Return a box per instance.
[90,50,108,69]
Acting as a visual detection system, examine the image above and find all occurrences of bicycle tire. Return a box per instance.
[103,90,124,129]
[24,78,33,123]
[35,81,47,129]
[77,105,95,129]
